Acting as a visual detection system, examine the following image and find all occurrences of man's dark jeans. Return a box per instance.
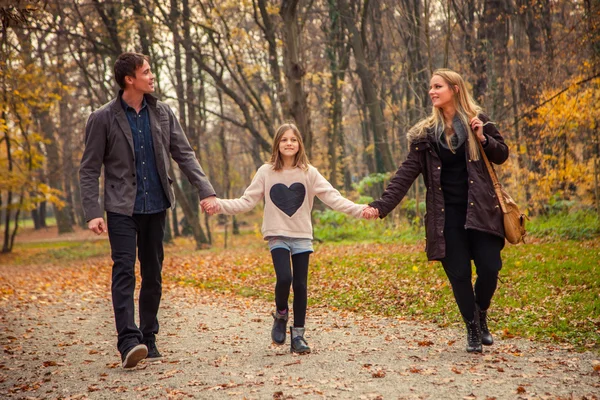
[107,211,165,356]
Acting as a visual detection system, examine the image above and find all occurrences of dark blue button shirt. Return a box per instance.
[121,97,170,214]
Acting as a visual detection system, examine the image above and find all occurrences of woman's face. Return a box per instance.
[429,75,455,110]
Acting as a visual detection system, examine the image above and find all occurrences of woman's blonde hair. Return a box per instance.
[270,123,310,171]
[410,68,483,160]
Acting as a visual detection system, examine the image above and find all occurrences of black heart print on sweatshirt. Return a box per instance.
[269,183,306,217]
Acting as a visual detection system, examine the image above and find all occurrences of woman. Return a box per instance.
[363,69,509,353]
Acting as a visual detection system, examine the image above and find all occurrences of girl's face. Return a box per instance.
[429,75,455,110]
[278,129,300,159]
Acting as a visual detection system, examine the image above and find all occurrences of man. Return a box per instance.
[80,52,217,368]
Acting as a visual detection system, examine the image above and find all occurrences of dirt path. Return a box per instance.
[1,278,598,400]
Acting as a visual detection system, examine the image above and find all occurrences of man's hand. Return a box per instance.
[88,217,106,235]
[200,196,219,215]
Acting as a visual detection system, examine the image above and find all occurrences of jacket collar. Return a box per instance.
[110,90,158,112]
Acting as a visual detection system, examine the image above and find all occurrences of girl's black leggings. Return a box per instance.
[271,248,310,327]
[441,228,505,321]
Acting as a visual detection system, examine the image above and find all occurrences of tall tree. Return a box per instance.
[280,0,313,155]
[338,0,395,173]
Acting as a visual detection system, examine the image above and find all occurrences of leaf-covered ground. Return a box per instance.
[0,229,599,399]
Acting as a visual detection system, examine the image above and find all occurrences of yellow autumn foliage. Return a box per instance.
[525,74,600,212]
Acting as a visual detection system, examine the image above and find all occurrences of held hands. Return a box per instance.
[88,217,106,235]
[200,196,221,215]
[362,206,379,220]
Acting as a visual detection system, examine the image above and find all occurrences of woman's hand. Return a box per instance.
[362,206,379,220]
[470,117,486,143]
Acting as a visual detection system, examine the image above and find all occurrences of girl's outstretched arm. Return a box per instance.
[216,166,266,215]
[311,167,366,218]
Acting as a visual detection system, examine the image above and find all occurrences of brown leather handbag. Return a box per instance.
[477,140,527,244]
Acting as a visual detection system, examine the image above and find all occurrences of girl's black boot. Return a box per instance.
[290,327,311,354]
[271,310,288,345]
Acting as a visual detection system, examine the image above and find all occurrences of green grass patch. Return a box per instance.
[528,210,600,240]
[5,240,110,266]
[313,209,424,244]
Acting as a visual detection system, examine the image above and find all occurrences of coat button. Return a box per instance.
[133,182,136,186]
[470,180,473,184]
[415,146,419,150]
[470,202,474,206]
[441,208,444,212]
[437,166,441,169]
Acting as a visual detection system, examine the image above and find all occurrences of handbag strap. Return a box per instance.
[476,138,509,214]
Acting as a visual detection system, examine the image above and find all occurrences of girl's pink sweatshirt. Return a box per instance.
[216,164,365,239]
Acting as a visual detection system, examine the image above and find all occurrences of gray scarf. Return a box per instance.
[437,115,467,150]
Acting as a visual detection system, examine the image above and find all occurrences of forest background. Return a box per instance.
[0,0,599,361]
[1,0,600,251]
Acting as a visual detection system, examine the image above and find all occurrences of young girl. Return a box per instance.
[204,123,366,354]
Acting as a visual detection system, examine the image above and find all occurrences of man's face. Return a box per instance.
[126,60,155,93]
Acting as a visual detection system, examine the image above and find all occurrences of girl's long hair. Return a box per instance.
[410,68,483,160]
[270,123,310,171]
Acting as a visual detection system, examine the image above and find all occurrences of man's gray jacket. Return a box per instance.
[79,92,215,221]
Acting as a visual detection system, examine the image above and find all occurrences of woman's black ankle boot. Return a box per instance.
[479,308,493,346]
[463,313,483,353]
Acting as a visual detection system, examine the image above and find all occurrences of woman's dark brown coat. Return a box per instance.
[370,115,509,261]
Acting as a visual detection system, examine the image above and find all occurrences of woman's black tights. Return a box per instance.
[441,228,504,321]
[271,248,310,327]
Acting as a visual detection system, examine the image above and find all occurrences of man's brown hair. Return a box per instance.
[114,53,150,89]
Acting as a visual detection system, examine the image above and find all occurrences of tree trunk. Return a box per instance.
[218,91,231,248]
[56,15,77,226]
[594,120,600,217]
[280,0,313,156]
[163,212,173,244]
[400,0,429,126]
[9,193,24,251]
[171,168,208,248]
[482,0,509,115]
[2,109,13,253]
[356,86,375,175]
[130,0,152,55]
[257,0,288,121]
[170,0,204,241]
[338,0,395,173]
[326,0,351,189]
[171,206,180,237]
